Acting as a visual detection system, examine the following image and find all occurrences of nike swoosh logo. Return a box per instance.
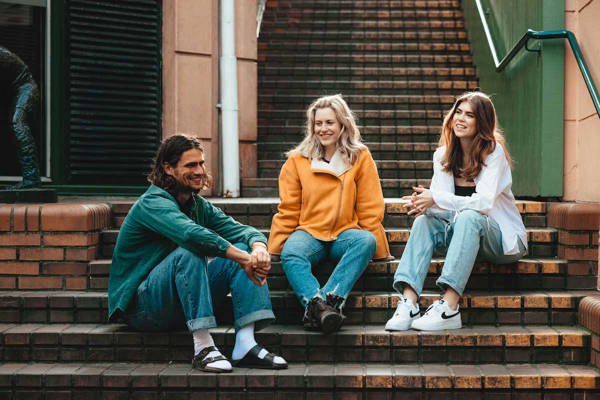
[409,310,420,318]
[441,311,460,320]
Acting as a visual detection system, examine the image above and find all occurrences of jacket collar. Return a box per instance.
[310,149,352,177]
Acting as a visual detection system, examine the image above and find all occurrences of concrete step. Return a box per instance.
[1,290,595,325]
[88,257,597,293]
[0,323,590,365]
[0,361,598,398]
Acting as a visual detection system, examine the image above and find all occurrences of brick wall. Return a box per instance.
[0,203,111,290]
[548,203,600,290]
[579,296,600,368]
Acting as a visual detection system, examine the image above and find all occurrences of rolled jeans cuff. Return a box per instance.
[392,277,421,296]
[436,277,464,296]
[187,316,217,332]
[235,309,275,332]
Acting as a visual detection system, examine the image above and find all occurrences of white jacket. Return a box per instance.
[426,145,527,255]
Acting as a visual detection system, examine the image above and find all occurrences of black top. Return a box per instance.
[455,185,476,197]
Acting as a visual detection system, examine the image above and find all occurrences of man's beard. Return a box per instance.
[170,174,207,195]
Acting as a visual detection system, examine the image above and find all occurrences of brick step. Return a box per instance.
[257,160,434,179]
[99,226,557,260]
[263,30,467,41]
[267,0,461,8]
[259,41,471,54]
[257,80,479,93]
[258,85,478,97]
[241,179,429,199]
[261,20,465,30]
[259,93,457,106]
[88,257,596,293]
[259,109,449,118]
[262,9,463,19]
[258,67,475,80]
[257,131,440,144]
[256,142,437,161]
[107,199,547,230]
[3,290,593,325]
[257,124,442,143]
[0,361,598,397]
[0,323,590,365]
[258,53,473,66]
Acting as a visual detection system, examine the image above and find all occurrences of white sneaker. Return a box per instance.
[385,295,421,331]
[410,299,462,331]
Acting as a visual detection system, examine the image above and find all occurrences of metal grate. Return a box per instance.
[65,0,162,184]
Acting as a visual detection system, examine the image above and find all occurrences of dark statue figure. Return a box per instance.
[0,46,41,189]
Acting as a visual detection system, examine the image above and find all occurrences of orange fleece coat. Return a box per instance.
[268,148,391,260]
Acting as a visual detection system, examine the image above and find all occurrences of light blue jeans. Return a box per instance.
[393,210,527,296]
[125,244,275,332]
[281,229,377,309]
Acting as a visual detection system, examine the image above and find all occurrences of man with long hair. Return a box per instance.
[108,134,287,372]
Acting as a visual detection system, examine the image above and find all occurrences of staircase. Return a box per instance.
[242,0,477,197]
[1,0,599,398]
[1,198,599,397]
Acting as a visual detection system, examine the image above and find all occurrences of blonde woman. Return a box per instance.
[268,94,391,333]
[385,91,527,332]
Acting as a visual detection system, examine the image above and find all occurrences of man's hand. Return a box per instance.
[225,244,266,286]
[251,242,271,280]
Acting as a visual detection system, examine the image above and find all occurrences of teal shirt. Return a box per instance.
[108,185,267,319]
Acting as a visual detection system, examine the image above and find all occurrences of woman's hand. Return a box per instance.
[251,243,271,280]
[402,185,435,216]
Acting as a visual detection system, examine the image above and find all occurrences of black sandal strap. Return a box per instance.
[193,346,228,368]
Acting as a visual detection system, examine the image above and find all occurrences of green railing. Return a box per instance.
[475,0,600,117]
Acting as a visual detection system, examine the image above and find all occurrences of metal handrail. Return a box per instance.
[475,0,600,117]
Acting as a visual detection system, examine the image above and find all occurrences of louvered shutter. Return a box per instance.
[65,0,161,185]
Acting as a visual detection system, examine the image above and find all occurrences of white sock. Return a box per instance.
[192,329,231,370]
[232,323,258,360]
[232,323,287,365]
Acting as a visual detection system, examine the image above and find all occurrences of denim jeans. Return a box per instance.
[125,243,275,332]
[281,229,376,309]
[393,210,527,296]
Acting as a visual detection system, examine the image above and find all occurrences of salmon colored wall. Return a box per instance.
[163,0,258,195]
[564,0,600,202]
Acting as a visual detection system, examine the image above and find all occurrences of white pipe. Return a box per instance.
[220,0,240,197]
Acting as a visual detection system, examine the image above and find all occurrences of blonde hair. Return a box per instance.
[287,94,366,164]
[439,91,512,179]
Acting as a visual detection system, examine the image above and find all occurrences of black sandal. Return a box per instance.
[192,346,232,373]
[231,344,288,369]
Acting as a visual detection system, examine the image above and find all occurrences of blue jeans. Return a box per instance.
[281,229,376,309]
[125,244,275,332]
[393,210,527,296]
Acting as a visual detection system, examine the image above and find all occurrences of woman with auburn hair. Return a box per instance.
[385,91,527,331]
[268,94,391,334]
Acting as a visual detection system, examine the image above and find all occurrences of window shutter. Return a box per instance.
[65,0,162,185]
